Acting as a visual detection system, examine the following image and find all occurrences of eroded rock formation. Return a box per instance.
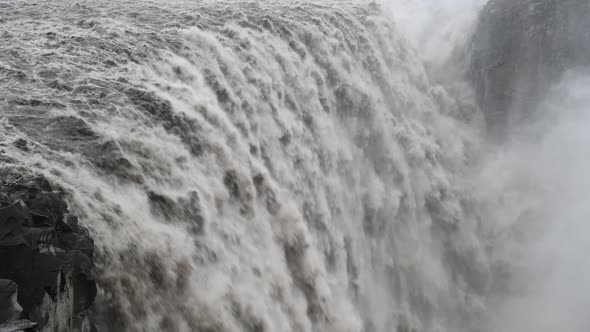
[0,177,96,331]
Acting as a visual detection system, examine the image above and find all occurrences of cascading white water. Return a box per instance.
[7,0,588,331]
[1,0,487,330]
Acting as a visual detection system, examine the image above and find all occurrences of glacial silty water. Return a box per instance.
[0,1,489,331]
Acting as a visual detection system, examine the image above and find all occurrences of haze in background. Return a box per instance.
[384,0,487,66]
[477,72,590,332]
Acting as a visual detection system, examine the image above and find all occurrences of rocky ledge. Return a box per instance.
[0,177,96,331]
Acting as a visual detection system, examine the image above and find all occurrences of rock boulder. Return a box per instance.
[0,177,96,331]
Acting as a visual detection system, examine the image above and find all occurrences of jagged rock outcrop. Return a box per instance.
[0,177,96,331]
[469,0,590,137]
[0,280,21,324]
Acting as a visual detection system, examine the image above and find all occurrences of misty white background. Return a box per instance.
[385,0,486,66]
[479,73,590,332]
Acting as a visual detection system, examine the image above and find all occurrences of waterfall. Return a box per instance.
[2,0,587,331]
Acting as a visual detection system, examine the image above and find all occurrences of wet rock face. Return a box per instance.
[0,280,21,323]
[469,0,590,137]
[0,177,96,331]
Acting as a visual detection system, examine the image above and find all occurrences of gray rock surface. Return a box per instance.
[0,319,37,332]
[0,177,96,331]
[469,0,590,137]
[0,280,21,324]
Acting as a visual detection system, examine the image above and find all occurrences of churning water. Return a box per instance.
[0,0,587,331]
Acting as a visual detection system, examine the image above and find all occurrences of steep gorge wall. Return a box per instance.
[469,0,590,136]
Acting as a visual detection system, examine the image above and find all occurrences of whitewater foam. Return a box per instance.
[0,1,489,331]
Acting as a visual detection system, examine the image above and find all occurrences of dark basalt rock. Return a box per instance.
[0,319,37,332]
[0,280,21,324]
[0,177,96,331]
[469,0,590,137]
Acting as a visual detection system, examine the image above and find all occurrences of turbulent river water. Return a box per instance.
[1,0,588,331]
